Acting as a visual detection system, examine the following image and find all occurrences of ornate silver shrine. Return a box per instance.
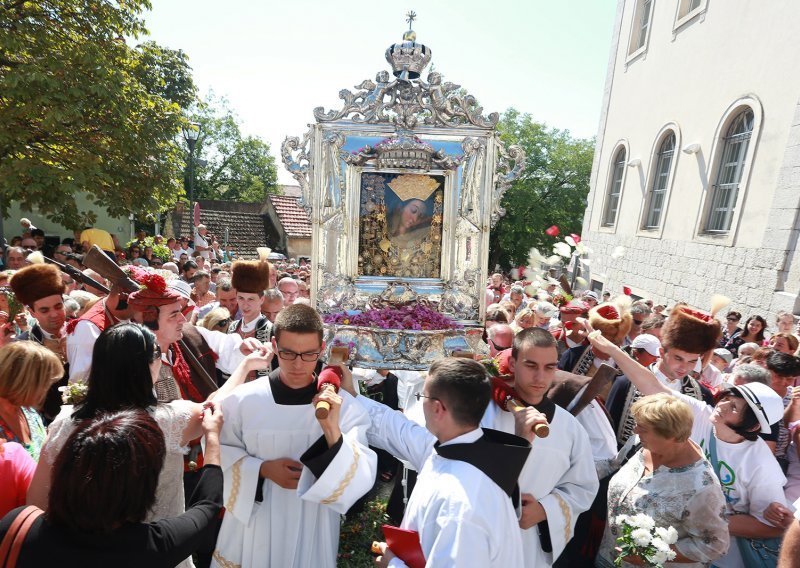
[282,15,524,368]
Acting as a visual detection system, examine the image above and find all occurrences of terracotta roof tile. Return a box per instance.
[269,195,312,238]
[177,208,270,259]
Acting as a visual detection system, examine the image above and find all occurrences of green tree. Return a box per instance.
[0,0,194,229]
[189,94,278,202]
[131,41,196,109]
[490,109,595,269]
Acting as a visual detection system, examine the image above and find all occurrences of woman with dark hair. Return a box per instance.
[26,323,270,567]
[143,245,155,265]
[0,407,224,566]
[585,324,793,567]
[720,310,742,347]
[725,314,767,356]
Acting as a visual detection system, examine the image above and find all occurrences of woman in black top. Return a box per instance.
[0,406,223,567]
[725,314,767,356]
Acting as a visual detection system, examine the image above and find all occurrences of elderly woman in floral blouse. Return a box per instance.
[597,393,729,567]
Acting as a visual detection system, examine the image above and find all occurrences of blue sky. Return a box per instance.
[142,1,617,183]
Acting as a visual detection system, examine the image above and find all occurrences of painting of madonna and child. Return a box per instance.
[357,172,444,279]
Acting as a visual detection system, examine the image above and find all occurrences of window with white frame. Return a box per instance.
[705,109,755,233]
[602,147,627,227]
[628,0,654,56]
[643,133,676,229]
[678,0,703,20]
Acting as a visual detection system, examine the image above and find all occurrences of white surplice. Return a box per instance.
[480,401,598,566]
[358,397,525,568]
[211,379,377,568]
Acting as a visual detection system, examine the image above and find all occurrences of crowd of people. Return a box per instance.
[0,223,799,567]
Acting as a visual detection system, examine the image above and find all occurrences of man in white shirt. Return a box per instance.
[348,358,529,568]
[193,224,212,260]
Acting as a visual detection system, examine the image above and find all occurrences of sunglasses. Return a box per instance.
[215,318,231,329]
[489,338,512,351]
[632,319,645,326]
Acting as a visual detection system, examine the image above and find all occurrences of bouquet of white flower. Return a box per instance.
[614,514,678,567]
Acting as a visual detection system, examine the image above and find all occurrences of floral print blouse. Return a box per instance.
[597,448,730,567]
[0,406,46,462]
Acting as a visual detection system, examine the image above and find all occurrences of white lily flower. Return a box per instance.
[565,235,577,247]
[545,255,562,265]
[528,247,546,265]
[553,241,572,258]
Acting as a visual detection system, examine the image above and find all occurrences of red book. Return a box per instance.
[382,524,426,568]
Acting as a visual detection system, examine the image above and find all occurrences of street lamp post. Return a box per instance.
[182,122,202,204]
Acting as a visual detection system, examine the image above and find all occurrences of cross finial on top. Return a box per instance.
[406,10,417,29]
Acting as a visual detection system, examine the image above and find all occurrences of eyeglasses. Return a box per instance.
[489,338,512,351]
[414,392,445,408]
[277,347,321,362]
[215,318,231,329]
[727,317,740,322]
[632,319,645,326]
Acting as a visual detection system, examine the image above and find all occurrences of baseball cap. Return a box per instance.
[631,333,661,356]
[713,348,733,365]
[583,291,599,302]
[167,279,192,301]
[725,382,784,434]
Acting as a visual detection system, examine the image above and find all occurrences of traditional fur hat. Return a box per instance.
[231,260,270,295]
[9,263,66,307]
[587,296,632,345]
[661,303,722,354]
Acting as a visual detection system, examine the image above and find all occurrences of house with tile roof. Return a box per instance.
[170,186,311,259]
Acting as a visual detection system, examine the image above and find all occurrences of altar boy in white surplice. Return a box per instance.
[480,327,599,567]
[348,358,530,568]
[211,305,377,568]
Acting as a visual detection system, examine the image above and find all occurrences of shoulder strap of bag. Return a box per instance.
[0,505,44,567]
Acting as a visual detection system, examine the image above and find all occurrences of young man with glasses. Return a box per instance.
[213,304,377,568]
